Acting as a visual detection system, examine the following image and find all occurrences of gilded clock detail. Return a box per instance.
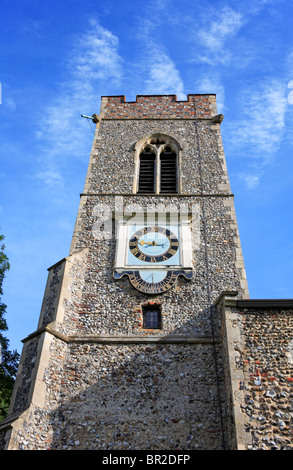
[114,222,192,294]
[129,226,179,263]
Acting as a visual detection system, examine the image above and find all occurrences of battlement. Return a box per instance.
[100,94,217,119]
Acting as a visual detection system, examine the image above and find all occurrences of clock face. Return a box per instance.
[114,220,192,294]
[127,226,179,266]
[128,270,178,294]
[113,269,193,294]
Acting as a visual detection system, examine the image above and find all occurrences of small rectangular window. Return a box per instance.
[143,306,162,329]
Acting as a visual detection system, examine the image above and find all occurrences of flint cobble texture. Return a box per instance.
[238,309,293,450]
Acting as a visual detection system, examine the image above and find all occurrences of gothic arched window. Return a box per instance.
[135,135,180,194]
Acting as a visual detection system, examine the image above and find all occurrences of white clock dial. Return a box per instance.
[127,225,180,266]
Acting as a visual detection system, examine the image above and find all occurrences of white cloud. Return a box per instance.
[35,19,124,187]
[133,4,185,100]
[196,7,243,64]
[288,92,293,105]
[0,83,16,111]
[4,97,16,112]
[69,20,123,89]
[229,80,287,156]
[34,168,63,188]
[198,7,243,48]
[288,80,293,104]
[240,173,261,190]
[224,79,288,190]
[144,47,185,99]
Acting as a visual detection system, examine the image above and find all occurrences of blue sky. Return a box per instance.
[1,0,293,352]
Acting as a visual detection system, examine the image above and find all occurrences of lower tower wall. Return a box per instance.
[2,336,230,450]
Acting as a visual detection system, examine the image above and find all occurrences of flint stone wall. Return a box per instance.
[83,118,230,196]
[222,298,293,450]
[5,339,227,450]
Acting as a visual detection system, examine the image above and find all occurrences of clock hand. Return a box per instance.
[139,240,165,246]
[144,272,155,282]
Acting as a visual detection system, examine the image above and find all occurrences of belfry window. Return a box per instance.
[137,147,156,194]
[136,136,179,194]
[160,147,177,193]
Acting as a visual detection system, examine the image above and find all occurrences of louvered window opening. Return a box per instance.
[160,151,177,193]
[137,153,155,194]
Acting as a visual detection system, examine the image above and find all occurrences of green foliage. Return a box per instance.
[0,234,20,421]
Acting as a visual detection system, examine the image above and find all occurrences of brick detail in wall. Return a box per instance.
[100,94,217,120]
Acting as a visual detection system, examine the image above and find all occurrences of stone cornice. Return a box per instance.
[79,192,234,198]
[21,323,220,345]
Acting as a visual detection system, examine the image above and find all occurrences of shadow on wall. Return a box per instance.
[1,308,230,451]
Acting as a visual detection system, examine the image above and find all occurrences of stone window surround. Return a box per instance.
[133,133,182,194]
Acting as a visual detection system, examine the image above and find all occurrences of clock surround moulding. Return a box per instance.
[113,211,193,294]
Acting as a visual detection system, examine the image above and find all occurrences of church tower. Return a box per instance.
[0,94,249,450]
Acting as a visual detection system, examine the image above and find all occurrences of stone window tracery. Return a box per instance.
[134,134,181,194]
